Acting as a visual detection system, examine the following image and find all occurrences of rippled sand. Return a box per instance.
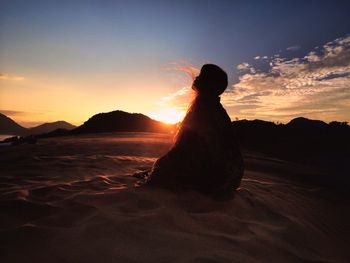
[0,133,349,262]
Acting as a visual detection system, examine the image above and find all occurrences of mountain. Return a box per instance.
[232,117,350,185]
[0,113,76,137]
[0,113,27,135]
[233,117,350,157]
[72,110,174,134]
[286,117,328,130]
[1,110,174,138]
[29,121,76,135]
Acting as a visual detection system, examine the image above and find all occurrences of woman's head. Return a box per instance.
[192,64,228,96]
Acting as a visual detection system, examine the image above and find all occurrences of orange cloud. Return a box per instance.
[222,35,350,123]
[0,73,24,81]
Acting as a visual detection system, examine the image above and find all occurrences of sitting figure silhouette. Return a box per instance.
[145,64,244,197]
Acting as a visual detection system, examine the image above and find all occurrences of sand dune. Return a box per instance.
[0,133,349,262]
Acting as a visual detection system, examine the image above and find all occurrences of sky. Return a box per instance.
[1,0,350,127]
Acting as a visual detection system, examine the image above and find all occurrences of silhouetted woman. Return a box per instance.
[147,64,244,197]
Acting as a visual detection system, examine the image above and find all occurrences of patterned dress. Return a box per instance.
[148,94,244,195]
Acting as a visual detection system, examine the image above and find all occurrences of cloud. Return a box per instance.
[157,86,194,111]
[315,71,350,81]
[163,62,200,80]
[236,62,256,74]
[223,35,350,122]
[0,73,24,81]
[254,56,270,60]
[159,86,191,103]
[286,45,301,51]
[236,62,250,70]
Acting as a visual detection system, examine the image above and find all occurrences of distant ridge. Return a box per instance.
[286,117,328,129]
[0,113,76,136]
[233,117,350,185]
[0,110,174,138]
[233,117,350,155]
[29,121,76,135]
[0,113,27,135]
[72,110,174,134]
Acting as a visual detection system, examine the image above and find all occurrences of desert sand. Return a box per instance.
[0,133,349,262]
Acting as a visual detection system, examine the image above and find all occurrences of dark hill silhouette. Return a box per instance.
[287,117,328,130]
[36,128,72,139]
[0,113,27,135]
[0,113,76,137]
[2,109,348,187]
[29,121,76,135]
[72,110,174,134]
[233,117,350,186]
[233,117,350,156]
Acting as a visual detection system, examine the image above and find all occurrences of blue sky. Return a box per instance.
[1,0,350,125]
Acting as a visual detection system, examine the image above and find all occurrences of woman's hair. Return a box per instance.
[192,64,228,96]
[175,64,228,142]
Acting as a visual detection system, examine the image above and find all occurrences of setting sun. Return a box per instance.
[149,108,185,124]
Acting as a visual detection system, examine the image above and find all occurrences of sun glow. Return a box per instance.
[149,108,185,124]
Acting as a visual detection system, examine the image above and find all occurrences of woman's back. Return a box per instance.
[148,64,244,196]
